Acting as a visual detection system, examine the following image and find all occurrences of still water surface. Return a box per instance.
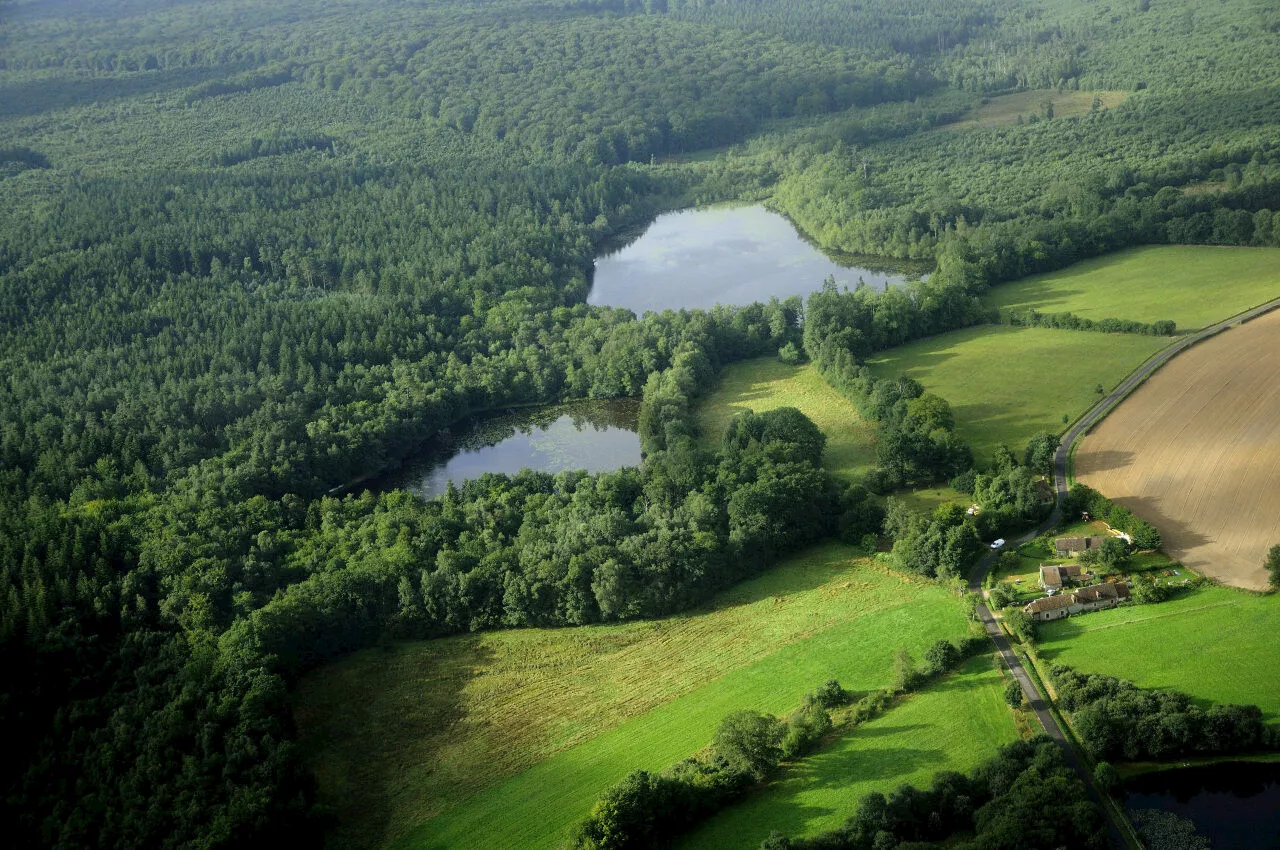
[589,205,923,314]
[1125,761,1280,849]
[379,399,641,499]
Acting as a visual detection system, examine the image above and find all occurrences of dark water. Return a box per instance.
[1125,761,1280,849]
[589,205,926,314]
[376,399,641,499]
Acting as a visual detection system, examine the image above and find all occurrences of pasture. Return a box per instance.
[984,245,1280,330]
[865,325,1166,464]
[1075,308,1280,589]
[677,655,1018,849]
[1038,585,1280,719]
[695,357,878,481]
[939,89,1128,131]
[295,544,980,850]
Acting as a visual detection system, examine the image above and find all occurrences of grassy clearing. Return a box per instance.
[939,89,1128,131]
[695,357,877,481]
[677,655,1018,849]
[866,325,1167,464]
[296,544,976,850]
[984,245,1280,330]
[1037,585,1280,719]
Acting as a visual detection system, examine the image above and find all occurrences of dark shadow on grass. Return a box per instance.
[294,637,499,850]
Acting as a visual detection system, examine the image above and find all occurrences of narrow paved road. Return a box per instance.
[965,295,1280,849]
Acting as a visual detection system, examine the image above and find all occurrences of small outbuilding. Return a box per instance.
[1039,564,1083,591]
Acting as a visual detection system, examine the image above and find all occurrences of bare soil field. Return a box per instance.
[1075,309,1280,590]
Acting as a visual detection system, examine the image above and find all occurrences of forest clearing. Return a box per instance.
[1075,308,1280,589]
[694,357,878,482]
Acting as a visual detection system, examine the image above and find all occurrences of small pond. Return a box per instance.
[589,204,926,314]
[1125,760,1280,849]
[376,399,641,499]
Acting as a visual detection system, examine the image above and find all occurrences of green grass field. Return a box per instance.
[866,325,1167,464]
[940,89,1128,131]
[984,245,1280,330]
[296,544,988,850]
[1038,585,1280,720]
[696,357,877,481]
[677,655,1018,849]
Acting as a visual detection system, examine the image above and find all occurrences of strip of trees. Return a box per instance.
[1051,666,1280,761]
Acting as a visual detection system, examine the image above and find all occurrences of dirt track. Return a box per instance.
[1076,308,1280,590]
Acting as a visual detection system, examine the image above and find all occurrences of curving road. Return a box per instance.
[965,294,1280,849]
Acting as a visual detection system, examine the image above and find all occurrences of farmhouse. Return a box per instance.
[1024,594,1073,621]
[1022,582,1131,622]
[1039,564,1083,591]
[1054,536,1105,557]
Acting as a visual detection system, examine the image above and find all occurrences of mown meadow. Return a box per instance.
[865,325,1168,463]
[295,543,1005,849]
[1038,585,1280,719]
[984,245,1280,330]
[677,655,1017,849]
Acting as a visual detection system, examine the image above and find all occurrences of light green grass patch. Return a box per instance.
[984,245,1280,330]
[866,325,1167,465]
[894,485,967,514]
[696,357,877,481]
[677,655,1018,849]
[298,544,974,850]
[940,89,1128,131]
[1038,586,1280,719]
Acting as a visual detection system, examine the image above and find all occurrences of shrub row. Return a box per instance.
[1006,308,1176,336]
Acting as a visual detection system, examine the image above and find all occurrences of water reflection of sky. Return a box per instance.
[590,205,916,314]
[381,401,642,499]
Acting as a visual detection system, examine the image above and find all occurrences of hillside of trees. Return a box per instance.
[3,0,1280,846]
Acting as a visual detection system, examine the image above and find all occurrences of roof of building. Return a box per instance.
[1054,536,1104,552]
[1039,564,1083,585]
[1025,595,1073,614]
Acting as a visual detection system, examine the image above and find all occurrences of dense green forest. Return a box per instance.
[3,0,1280,846]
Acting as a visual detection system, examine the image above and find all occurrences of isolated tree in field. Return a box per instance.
[1265,544,1280,590]
[712,711,784,779]
[924,639,961,674]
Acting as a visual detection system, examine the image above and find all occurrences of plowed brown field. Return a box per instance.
[1076,308,1280,590]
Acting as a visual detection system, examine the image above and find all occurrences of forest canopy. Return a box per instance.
[3,0,1280,846]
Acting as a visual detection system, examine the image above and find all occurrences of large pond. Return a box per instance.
[1125,761,1280,849]
[589,205,926,314]
[375,399,641,499]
